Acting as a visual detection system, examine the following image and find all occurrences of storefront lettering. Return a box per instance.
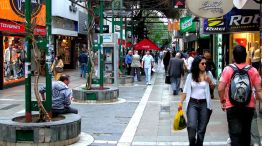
[199,0,223,13]
[229,14,260,26]
[10,0,43,17]
[182,19,192,29]
[17,0,41,11]
[0,22,21,30]
[205,27,225,31]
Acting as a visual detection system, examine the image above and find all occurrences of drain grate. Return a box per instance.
[0,104,20,110]
[160,105,170,112]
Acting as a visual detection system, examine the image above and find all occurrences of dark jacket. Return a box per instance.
[168,57,184,78]
[79,53,88,64]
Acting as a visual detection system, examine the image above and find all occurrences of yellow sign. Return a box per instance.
[0,0,46,26]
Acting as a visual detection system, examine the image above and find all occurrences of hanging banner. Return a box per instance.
[0,0,46,26]
[180,16,196,33]
[186,0,233,18]
[203,8,260,33]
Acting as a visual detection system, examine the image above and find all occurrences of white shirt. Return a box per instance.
[187,56,194,71]
[190,81,207,100]
[142,55,154,69]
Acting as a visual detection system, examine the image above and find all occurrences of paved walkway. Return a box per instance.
[0,64,261,146]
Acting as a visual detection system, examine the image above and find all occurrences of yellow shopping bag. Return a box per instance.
[173,110,187,131]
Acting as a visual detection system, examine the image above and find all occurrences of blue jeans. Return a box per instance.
[144,68,151,83]
[80,63,87,78]
[187,99,212,146]
[170,77,180,94]
[52,106,78,117]
[226,107,254,146]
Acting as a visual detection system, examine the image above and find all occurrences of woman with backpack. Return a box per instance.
[178,55,215,146]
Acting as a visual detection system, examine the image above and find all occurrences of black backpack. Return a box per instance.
[229,64,252,106]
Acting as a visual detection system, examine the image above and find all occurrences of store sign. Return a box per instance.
[95,25,109,33]
[203,17,226,33]
[180,16,196,33]
[186,0,233,18]
[233,0,260,9]
[0,20,46,35]
[102,34,113,43]
[10,0,44,17]
[0,0,46,26]
[203,8,260,33]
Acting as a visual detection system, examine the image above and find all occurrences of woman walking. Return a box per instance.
[51,55,64,80]
[178,55,215,146]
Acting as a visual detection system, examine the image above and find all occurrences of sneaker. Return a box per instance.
[226,138,231,144]
[148,83,151,85]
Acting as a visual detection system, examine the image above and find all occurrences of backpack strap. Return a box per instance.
[242,65,252,72]
[229,64,239,72]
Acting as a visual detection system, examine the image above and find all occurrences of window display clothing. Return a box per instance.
[4,47,18,79]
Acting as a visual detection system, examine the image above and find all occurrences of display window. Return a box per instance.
[2,36,26,85]
[231,33,260,66]
[56,36,72,65]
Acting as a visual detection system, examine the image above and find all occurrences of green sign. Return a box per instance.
[180,16,196,33]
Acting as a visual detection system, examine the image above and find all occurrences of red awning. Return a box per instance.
[118,39,132,48]
[133,38,160,51]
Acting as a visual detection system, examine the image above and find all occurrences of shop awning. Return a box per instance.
[233,0,260,9]
[133,38,160,51]
[118,39,132,48]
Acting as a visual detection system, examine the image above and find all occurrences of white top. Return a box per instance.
[187,56,194,71]
[190,81,207,100]
[142,55,154,69]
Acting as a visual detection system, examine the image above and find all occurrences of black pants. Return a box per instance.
[226,107,254,146]
[126,63,131,75]
[187,99,212,146]
[52,107,78,117]
[131,67,141,81]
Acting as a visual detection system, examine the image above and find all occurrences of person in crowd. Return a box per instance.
[168,52,184,95]
[131,50,141,81]
[204,52,216,99]
[178,55,215,146]
[142,50,154,85]
[163,50,171,74]
[218,45,262,146]
[125,50,133,75]
[187,51,197,71]
[51,55,64,80]
[78,51,88,78]
[40,74,78,116]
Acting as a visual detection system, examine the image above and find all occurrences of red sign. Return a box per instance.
[0,20,46,35]
[0,20,25,33]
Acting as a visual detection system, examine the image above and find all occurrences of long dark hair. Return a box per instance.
[191,55,206,82]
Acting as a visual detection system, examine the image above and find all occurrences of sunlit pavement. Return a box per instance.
[0,63,261,146]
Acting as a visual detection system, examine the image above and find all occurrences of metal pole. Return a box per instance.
[25,0,32,122]
[112,1,115,33]
[119,0,123,73]
[45,0,52,116]
[99,0,104,89]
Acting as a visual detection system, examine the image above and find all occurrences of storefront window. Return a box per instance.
[3,36,25,84]
[56,37,72,65]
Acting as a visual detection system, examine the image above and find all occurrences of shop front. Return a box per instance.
[52,16,78,69]
[0,0,46,89]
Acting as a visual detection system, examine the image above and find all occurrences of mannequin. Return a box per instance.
[251,42,260,71]
[4,44,18,80]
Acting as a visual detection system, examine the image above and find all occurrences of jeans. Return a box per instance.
[80,63,87,78]
[226,107,254,146]
[144,68,151,84]
[52,106,78,117]
[170,77,180,94]
[187,99,212,146]
[251,111,261,146]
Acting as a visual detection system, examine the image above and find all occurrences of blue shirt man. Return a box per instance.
[125,50,133,75]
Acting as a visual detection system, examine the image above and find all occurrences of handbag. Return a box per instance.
[165,75,171,84]
[55,67,63,73]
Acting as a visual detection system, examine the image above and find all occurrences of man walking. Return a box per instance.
[218,45,262,146]
[125,50,133,75]
[168,52,184,95]
[79,51,88,78]
[142,51,154,85]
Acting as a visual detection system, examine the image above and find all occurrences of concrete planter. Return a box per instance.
[0,114,81,146]
[105,75,134,85]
